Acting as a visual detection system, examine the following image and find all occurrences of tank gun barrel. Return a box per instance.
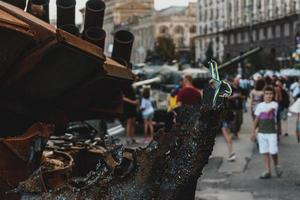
[26,0,50,23]
[84,0,106,31]
[132,76,163,88]
[112,30,134,68]
[82,26,106,49]
[219,46,262,71]
[56,0,76,27]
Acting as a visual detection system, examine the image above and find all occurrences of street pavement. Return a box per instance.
[196,110,300,200]
[112,107,300,200]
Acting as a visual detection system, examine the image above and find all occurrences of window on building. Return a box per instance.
[259,28,264,40]
[210,8,213,20]
[190,26,196,33]
[264,27,267,38]
[230,34,234,44]
[244,32,249,42]
[177,37,184,48]
[237,33,241,44]
[280,24,285,36]
[284,23,290,36]
[275,6,279,15]
[174,26,184,35]
[159,26,169,34]
[257,0,261,10]
[224,36,228,45]
[234,33,237,44]
[252,30,256,41]
[275,25,280,38]
[267,27,273,39]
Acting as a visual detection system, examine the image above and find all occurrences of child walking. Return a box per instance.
[140,87,154,143]
[251,86,283,179]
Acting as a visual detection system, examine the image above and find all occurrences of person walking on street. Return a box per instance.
[123,85,138,144]
[140,87,154,143]
[289,97,300,143]
[176,74,202,106]
[251,86,283,179]
[228,77,244,139]
[249,79,265,121]
[274,80,283,137]
[276,80,290,136]
[221,119,236,162]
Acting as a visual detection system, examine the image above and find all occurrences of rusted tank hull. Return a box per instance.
[0,123,51,200]
[0,1,134,135]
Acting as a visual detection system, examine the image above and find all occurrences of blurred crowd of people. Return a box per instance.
[122,70,300,179]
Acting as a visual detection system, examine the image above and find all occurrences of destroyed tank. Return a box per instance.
[0,1,234,200]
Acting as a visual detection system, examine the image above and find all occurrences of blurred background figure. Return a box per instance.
[221,117,236,162]
[250,78,265,121]
[289,98,300,143]
[275,80,290,136]
[228,77,244,139]
[123,85,139,144]
[167,88,178,112]
[140,86,154,143]
[177,74,202,107]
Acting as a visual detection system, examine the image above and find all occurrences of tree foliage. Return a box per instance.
[154,36,176,63]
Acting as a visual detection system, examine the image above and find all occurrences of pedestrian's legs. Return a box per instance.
[262,153,271,173]
[149,119,154,140]
[130,117,136,139]
[144,120,148,137]
[221,127,233,154]
[271,154,278,166]
[126,118,132,139]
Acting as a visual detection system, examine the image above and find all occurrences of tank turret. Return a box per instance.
[0,1,134,197]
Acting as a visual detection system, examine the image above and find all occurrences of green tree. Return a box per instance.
[154,36,176,63]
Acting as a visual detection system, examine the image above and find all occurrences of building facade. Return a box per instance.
[223,0,300,66]
[103,0,154,54]
[129,3,197,63]
[128,14,155,64]
[195,0,226,63]
[195,0,300,68]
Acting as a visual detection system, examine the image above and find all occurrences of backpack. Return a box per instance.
[281,89,290,108]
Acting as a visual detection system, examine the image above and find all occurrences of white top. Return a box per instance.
[140,98,154,116]
[290,82,300,97]
[254,101,278,119]
[289,98,300,113]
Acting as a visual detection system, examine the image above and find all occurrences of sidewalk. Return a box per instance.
[196,110,300,200]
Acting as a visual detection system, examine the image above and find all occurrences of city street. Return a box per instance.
[113,107,300,200]
[196,111,300,200]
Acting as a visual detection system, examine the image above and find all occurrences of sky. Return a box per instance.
[155,0,196,10]
[49,0,197,23]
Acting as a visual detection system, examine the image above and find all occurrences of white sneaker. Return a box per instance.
[227,152,236,162]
